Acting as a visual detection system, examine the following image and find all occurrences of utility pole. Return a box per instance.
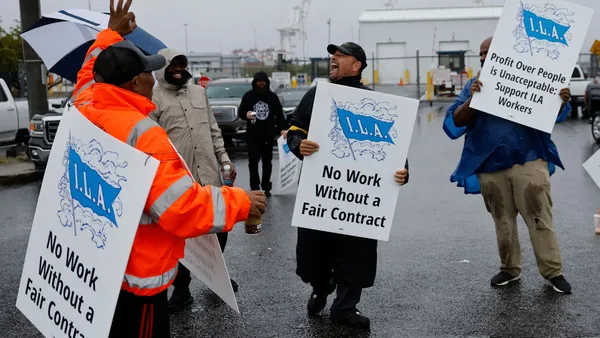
[254,29,257,50]
[327,18,331,45]
[88,0,92,10]
[184,23,189,54]
[19,0,48,120]
[301,21,306,66]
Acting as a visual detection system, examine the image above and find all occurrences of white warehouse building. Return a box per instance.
[358,6,503,85]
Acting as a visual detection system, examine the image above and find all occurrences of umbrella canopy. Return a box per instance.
[21,9,167,83]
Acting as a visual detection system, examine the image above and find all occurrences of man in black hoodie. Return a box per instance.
[286,42,410,330]
[238,71,288,196]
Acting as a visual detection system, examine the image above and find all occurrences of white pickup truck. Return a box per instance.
[0,78,62,147]
[569,64,590,118]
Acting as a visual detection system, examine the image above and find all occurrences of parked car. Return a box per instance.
[28,91,72,176]
[0,78,61,148]
[569,64,590,119]
[279,87,311,122]
[205,77,283,144]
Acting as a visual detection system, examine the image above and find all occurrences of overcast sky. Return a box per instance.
[3,0,599,57]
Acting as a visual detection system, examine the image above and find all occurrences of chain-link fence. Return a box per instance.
[360,52,600,100]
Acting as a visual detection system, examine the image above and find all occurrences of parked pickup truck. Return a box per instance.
[0,78,62,147]
[28,91,72,176]
[569,64,590,119]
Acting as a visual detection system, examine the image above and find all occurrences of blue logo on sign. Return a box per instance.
[523,9,570,45]
[57,133,128,249]
[283,143,291,154]
[338,108,395,145]
[514,2,574,59]
[68,148,121,224]
[329,98,398,161]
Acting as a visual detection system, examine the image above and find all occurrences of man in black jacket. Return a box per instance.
[286,42,410,330]
[238,71,288,196]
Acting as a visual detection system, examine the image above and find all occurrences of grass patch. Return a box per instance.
[0,154,30,165]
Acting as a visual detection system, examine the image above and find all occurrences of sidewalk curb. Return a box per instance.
[0,170,39,186]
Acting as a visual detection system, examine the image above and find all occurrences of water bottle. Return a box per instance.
[223,164,233,186]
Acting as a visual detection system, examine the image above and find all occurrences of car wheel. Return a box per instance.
[583,106,590,119]
[570,97,579,119]
[592,114,600,143]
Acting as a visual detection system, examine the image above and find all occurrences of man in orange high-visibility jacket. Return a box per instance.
[71,1,267,337]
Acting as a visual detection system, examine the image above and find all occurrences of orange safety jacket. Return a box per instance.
[71,29,252,296]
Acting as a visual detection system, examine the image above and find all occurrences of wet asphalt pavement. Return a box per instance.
[3,103,600,338]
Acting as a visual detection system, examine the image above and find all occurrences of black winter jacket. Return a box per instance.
[238,71,287,138]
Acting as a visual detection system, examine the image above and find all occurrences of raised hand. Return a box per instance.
[108,0,136,37]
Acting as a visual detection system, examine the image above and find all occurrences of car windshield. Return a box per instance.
[281,90,308,101]
[206,83,251,99]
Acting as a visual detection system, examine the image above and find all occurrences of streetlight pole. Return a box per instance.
[184,23,188,54]
[88,0,91,10]
[19,0,48,120]
[327,18,331,45]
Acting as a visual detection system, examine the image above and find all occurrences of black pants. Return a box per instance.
[311,275,362,312]
[109,289,170,338]
[172,232,228,289]
[247,137,274,191]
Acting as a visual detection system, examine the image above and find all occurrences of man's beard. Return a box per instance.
[256,85,268,94]
[165,71,190,86]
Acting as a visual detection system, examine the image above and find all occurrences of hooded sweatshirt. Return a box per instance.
[237,71,287,138]
[150,48,230,187]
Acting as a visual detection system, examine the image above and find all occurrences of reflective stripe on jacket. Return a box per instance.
[71,29,123,108]
[74,29,252,296]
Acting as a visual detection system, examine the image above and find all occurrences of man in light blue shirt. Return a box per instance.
[444,37,572,293]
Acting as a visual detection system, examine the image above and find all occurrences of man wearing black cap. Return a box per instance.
[71,1,267,336]
[286,43,410,330]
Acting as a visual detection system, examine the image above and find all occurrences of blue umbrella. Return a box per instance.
[21,8,167,83]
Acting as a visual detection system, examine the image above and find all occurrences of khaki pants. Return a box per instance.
[477,159,563,280]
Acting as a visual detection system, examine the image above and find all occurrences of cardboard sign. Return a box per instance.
[180,234,239,313]
[16,105,159,338]
[470,0,593,133]
[291,82,418,241]
[274,136,302,194]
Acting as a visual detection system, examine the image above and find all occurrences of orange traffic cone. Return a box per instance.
[398,78,404,86]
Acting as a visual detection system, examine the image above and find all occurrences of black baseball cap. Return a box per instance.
[93,40,166,86]
[327,42,368,70]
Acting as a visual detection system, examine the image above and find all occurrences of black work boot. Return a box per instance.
[307,282,336,315]
[168,287,193,314]
[231,278,239,293]
[330,308,370,330]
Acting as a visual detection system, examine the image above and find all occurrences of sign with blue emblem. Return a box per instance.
[471,0,593,134]
[291,82,418,241]
[16,105,159,338]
